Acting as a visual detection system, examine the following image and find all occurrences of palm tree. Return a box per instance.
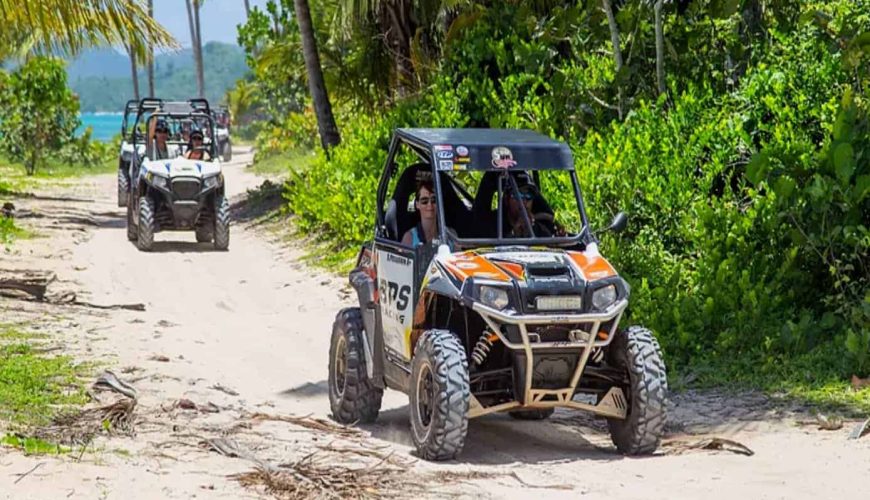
[293,0,341,150]
[0,0,177,60]
[127,43,141,100]
[244,0,250,17]
[147,0,155,97]
[185,0,206,97]
[601,0,624,119]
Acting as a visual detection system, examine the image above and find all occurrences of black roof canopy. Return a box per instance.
[396,128,574,172]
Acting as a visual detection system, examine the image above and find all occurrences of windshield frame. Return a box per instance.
[133,110,218,160]
[376,133,594,249]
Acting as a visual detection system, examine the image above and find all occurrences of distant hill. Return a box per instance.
[68,42,248,112]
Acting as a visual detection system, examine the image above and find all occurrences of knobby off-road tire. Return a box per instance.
[222,139,232,162]
[410,330,470,461]
[117,165,129,207]
[195,226,213,243]
[126,198,137,241]
[606,326,667,455]
[137,196,156,251]
[508,408,554,420]
[213,195,230,251]
[328,308,383,424]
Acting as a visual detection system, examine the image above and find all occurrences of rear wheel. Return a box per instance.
[125,198,137,241]
[328,308,382,424]
[213,195,230,250]
[136,196,156,251]
[409,330,469,461]
[222,139,232,162]
[509,408,554,420]
[605,326,667,455]
[117,165,129,207]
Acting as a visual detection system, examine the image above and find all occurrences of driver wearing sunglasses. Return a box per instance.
[507,173,558,238]
[402,181,438,247]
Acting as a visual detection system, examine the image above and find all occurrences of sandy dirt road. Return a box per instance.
[1,148,869,499]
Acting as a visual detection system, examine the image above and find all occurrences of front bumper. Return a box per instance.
[469,298,628,419]
[144,176,221,229]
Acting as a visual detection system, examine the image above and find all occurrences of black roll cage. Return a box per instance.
[375,130,593,249]
[132,108,219,160]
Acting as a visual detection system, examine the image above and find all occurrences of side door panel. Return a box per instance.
[375,241,415,362]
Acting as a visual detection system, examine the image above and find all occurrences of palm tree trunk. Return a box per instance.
[147,0,155,97]
[654,0,666,96]
[185,0,205,98]
[383,0,414,98]
[128,44,140,101]
[292,0,341,150]
[243,0,251,17]
[193,0,205,98]
[601,0,623,119]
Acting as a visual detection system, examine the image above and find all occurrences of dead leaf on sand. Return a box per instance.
[851,375,870,392]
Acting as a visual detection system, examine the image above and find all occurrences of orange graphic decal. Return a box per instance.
[442,252,511,282]
[568,251,617,280]
[494,261,525,280]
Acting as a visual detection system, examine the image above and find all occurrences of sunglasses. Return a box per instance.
[510,190,535,201]
[156,129,169,134]
[417,196,437,206]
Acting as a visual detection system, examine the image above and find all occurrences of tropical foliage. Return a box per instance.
[239,1,870,384]
[0,0,177,60]
[0,57,80,175]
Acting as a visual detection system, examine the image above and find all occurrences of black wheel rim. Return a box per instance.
[333,335,347,398]
[416,363,435,429]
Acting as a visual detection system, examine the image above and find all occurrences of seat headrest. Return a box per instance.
[384,199,399,241]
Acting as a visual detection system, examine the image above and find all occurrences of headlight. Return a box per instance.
[203,174,222,189]
[591,284,617,310]
[480,286,510,310]
[536,295,583,311]
[146,172,168,190]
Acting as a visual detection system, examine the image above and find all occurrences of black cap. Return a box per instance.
[190,129,204,139]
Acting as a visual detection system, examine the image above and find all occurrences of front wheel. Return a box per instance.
[605,326,667,455]
[136,196,156,251]
[328,308,383,424]
[213,195,230,250]
[195,226,213,243]
[409,330,470,461]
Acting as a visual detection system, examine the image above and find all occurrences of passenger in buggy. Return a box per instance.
[184,129,212,161]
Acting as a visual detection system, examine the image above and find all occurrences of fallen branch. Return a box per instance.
[0,270,56,301]
[664,436,755,456]
[210,383,240,396]
[12,462,45,484]
[248,412,363,438]
[849,418,870,440]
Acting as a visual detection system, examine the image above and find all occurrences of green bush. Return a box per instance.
[284,1,869,383]
[0,57,79,175]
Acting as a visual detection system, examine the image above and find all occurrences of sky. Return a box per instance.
[153,0,271,48]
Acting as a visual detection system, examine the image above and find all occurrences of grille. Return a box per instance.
[171,178,201,200]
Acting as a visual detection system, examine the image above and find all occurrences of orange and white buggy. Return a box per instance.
[329,128,667,460]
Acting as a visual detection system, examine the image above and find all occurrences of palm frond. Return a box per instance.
[0,0,178,59]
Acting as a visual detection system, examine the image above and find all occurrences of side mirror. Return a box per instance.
[606,212,627,233]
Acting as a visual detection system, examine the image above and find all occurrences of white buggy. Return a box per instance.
[125,98,230,251]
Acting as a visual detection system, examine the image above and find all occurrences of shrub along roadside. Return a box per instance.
[269,3,869,407]
[0,326,88,454]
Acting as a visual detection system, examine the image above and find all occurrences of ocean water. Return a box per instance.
[77,113,123,142]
